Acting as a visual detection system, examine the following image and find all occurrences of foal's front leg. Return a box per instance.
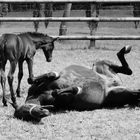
[26,58,34,85]
[8,61,17,105]
[16,60,24,97]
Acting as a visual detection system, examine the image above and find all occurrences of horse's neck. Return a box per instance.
[28,35,42,49]
[29,35,40,42]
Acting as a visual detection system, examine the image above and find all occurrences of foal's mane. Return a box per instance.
[19,32,49,38]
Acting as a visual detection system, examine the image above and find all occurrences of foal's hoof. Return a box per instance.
[3,102,8,107]
[124,45,132,54]
[3,99,8,107]
[17,94,21,98]
[28,78,34,85]
[16,90,21,98]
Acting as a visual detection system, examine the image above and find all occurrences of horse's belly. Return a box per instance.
[52,65,106,110]
[72,80,105,110]
[58,65,102,86]
[47,65,106,110]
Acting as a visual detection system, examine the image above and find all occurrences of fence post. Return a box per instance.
[59,3,72,35]
[88,3,98,49]
[44,3,53,28]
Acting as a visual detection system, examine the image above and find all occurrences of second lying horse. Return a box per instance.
[0,32,57,106]
[26,46,140,110]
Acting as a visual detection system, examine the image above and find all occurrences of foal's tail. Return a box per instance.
[0,34,6,61]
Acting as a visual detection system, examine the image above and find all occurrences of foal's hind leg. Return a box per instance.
[0,60,7,106]
[0,69,7,106]
[16,60,24,97]
[8,61,17,104]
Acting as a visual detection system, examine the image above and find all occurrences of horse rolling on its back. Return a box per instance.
[0,32,57,106]
[26,45,140,111]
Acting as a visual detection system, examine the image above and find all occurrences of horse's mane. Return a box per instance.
[19,32,49,37]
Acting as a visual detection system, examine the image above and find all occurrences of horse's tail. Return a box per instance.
[0,34,6,49]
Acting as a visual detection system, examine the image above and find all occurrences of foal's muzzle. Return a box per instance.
[47,57,52,62]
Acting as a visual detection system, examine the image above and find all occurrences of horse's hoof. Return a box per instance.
[76,87,82,95]
[124,45,132,54]
[52,72,60,80]
[52,89,59,97]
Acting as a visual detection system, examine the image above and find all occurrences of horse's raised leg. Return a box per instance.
[8,61,17,104]
[16,60,23,97]
[117,46,132,74]
[26,72,60,103]
[109,46,132,75]
[29,72,59,85]
[104,86,140,107]
[51,87,80,108]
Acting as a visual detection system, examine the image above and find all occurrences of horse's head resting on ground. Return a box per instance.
[9,101,50,122]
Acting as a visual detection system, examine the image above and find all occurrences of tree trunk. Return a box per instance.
[33,3,41,32]
[44,3,53,28]
[59,3,72,35]
[88,3,98,49]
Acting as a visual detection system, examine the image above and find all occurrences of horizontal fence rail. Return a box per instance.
[1,17,140,22]
[1,0,140,43]
[52,35,140,40]
[1,0,140,3]
[1,34,139,40]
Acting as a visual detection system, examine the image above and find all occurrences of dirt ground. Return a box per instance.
[1,7,140,140]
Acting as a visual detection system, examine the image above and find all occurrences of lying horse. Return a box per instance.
[0,32,57,106]
[26,46,140,110]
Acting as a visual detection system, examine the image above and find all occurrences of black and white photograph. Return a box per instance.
[0,0,140,139]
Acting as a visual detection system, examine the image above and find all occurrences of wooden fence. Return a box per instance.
[0,0,140,48]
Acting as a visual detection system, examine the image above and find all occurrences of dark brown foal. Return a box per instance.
[0,32,57,106]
